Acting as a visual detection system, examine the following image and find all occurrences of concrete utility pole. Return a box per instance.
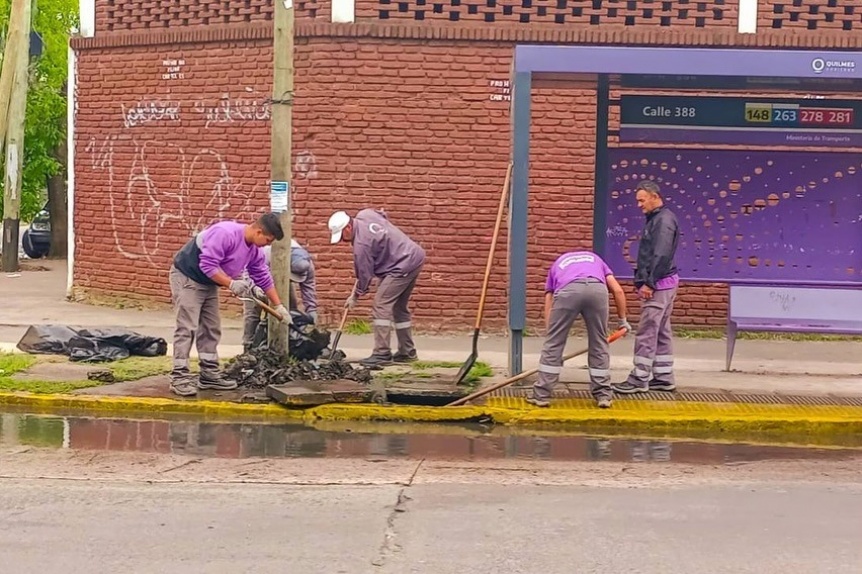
[267,0,295,356]
[1,0,32,273]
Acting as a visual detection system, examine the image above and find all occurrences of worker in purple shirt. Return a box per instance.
[527,250,631,409]
[169,213,290,397]
[613,180,681,395]
[328,208,426,368]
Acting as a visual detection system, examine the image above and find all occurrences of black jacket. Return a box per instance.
[634,206,679,290]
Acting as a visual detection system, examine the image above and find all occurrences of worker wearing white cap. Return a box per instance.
[328,208,426,368]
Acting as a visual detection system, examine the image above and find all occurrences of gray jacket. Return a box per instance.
[352,209,425,296]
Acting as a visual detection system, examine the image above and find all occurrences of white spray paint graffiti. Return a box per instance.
[121,99,181,129]
[193,88,271,128]
[84,135,260,264]
[294,149,318,179]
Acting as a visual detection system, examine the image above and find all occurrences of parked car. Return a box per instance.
[22,204,51,259]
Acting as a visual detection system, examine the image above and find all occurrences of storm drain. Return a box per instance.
[492,387,862,407]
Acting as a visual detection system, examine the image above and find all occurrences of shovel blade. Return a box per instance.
[453,353,477,386]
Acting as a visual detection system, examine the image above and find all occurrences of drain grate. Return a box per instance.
[493,386,862,407]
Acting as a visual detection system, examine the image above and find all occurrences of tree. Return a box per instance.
[0,0,77,253]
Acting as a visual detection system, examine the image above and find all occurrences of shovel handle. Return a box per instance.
[237,295,284,322]
[446,328,628,407]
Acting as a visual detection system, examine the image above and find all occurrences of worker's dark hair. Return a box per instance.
[636,180,662,199]
[257,213,285,241]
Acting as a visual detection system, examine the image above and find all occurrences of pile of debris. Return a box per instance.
[224,311,375,389]
[224,348,373,389]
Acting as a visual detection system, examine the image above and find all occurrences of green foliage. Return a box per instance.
[0,0,78,221]
[343,319,373,335]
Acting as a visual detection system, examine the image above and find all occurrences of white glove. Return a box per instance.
[619,318,633,334]
[252,286,266,301]
[345,294,358,309]
[274,304,291,324]
[308,311,318,324]
[229,279,252,297]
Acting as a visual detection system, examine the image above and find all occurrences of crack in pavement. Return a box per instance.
[371,458,424,568]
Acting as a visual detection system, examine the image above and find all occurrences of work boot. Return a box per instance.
[170,379,198,397]
[611,381,649,395]
[359,353,393,369]
[198,371,238,391]
[649,379,677,392]
[525,396,550,408]
[393,350,418,364]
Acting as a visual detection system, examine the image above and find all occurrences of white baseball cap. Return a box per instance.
[328,211,350,244]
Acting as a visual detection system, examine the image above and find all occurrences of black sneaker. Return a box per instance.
[198,373,238,391]
[611,381,649,395]
[393,351,418,364]
[170,380,198,397]
[649,379,677,392]
[359,354,394,369]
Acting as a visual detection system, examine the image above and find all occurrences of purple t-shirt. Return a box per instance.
[545,251,613,294]
[198,221,274,291]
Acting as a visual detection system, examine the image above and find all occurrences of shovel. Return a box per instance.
[446,328,628,406]
[326,280,358,359]
[237,295,285,322]
[454,162,512,385]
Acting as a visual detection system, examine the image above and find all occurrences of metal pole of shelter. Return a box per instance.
[592,75,610,256]
[508,70,531,376]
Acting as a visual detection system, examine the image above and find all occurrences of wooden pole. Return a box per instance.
[0,0,25,160]
[267,0,295,356]
[2,0,32,273]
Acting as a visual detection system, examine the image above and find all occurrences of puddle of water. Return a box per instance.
[1,411,860,464]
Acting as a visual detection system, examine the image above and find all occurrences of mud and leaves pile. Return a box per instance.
[224,316,373,389]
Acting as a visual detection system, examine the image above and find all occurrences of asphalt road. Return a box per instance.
[2,449,861,573]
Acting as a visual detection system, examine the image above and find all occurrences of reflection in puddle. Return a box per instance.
[0,412,859,464]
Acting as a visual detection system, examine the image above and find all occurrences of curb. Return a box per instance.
[2,391,862,445]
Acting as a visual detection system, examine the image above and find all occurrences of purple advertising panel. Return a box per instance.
[604,149,862,285]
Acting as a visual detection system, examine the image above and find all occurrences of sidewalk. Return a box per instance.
[3,260,861,398]
[3,260,862,445]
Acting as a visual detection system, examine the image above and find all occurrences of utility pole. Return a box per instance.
[267,0,294,356]
[1,0,32,273]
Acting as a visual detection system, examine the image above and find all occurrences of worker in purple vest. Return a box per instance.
[613,180,681,394]
[527,250,631,409]
[169,213,290,397]
[328,208,426,369]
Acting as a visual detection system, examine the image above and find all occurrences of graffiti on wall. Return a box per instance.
[604,148,862,284]
[84,134,265,264]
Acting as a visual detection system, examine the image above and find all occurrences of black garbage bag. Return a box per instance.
[17,325,168,363]
[248,311,331,361]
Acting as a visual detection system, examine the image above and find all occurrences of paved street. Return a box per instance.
[1,447,861,573]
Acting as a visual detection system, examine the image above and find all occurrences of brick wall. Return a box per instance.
[73,0,862,332]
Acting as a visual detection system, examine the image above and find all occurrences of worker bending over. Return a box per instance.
[169,213,290,397]
[328,208,426,368]
[527,250,630,409]
[241,239,319,352]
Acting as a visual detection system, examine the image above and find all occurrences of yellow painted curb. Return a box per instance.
[1,392,862,443]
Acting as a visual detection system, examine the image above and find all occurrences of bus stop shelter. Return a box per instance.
[507,45,862,375]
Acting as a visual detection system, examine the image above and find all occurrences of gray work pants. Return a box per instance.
[626,286,677,387]
[533,280,611,401]
[371,265,422,357]
[169,265,222,384]
[242,285,297,348]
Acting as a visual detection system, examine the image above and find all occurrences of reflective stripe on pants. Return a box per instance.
[533,281,611,401]
[626,286,677,386]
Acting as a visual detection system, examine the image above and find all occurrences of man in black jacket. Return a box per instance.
[613,180,681,394]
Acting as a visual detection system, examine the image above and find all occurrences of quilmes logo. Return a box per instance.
[811,57,857,74]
